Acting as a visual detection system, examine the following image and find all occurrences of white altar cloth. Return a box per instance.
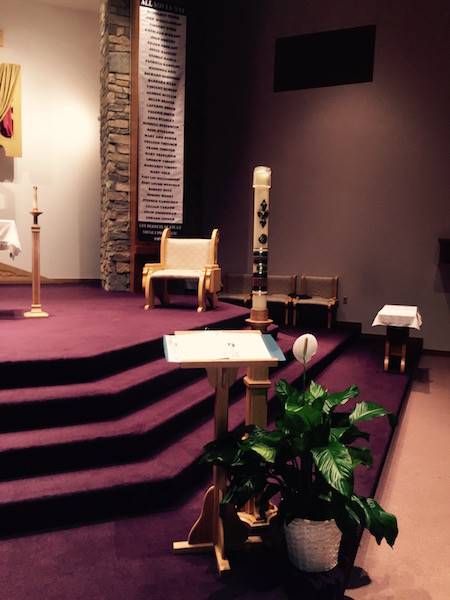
[372,305,422,330]
[0,219,22,258]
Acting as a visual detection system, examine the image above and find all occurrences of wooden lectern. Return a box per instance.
[164,330,285,573]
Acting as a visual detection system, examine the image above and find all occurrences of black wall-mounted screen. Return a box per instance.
[274,25,376,92]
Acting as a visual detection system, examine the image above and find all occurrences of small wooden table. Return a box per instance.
[164,330,284,573]
[372,305,422,373]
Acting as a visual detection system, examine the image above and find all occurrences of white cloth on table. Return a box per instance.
[372,305,422,330]
[0,219,22,258]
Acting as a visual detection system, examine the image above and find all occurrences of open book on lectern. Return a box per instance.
[163,330,286,363]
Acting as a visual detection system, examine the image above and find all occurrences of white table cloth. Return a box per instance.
[0,219,22,258]
[372,305,422,330]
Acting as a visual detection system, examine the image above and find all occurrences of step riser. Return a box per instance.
[0,339,367,481]
[0,467,210,539]
[0,365,204,433]
[0,350,300,480]
[0,329,362,538]
[0,371,309,538]
[0,395,215,481]
[0,314,248,390]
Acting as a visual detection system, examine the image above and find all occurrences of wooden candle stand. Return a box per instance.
[24,207,48,319]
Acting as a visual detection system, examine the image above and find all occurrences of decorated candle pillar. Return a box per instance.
[242,166,275,529]
[246,166,272,331]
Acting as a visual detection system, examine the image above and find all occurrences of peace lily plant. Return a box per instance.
[201,334,398,570]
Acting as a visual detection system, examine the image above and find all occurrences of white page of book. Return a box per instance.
[164,331,274,363]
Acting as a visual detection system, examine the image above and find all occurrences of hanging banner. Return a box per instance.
[138,0,186,240]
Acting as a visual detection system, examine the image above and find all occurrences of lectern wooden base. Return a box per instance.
[166,330,284,574]
[173,485,255,573]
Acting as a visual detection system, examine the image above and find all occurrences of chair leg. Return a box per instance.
[292,305,297,327]
[144,275,155,310]
[400,343,407,373]
[209,292,219,308]
[161,280,170,305]
[327,307,332,329]
[384,339,390,371]
[197,275,206,312]
[284,303,289,327]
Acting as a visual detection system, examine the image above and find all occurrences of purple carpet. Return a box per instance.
[0,285,421,599]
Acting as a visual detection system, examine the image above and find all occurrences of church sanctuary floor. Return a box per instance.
[345,353,450,600]
[0,279,431,599]
[0,357,446,600]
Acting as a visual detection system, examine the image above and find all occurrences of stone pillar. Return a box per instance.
[100,0,132,290]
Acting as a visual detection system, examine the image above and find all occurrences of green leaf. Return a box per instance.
[349,401,391,425]
[332,497,361,536]
[285,391,306,415]
[329,425,370,444]
[324,384,359,414]
[201,435,241,466]
[388,413,398,429]
[309,380,326,399]
[276,379,303,405]
[329,427,348,442]
[258,482,281,519]
[311,441,354,497]
[222,478,258,507]
[284,407,322,439]
[348,446,373,467]
[351,496,398,546]
[250,443,277,463]
[338,425,370,444]
[251,428,284,445]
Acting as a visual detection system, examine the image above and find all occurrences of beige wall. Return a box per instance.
[203,0,450,350]
[0,0,101,279]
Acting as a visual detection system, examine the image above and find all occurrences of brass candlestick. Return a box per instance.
[24,188,48,318]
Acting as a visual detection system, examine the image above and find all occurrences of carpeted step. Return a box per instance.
[0,328,357,535]
[0,326,280,433]
[0,330,355,482]
[0,332,298,480]
[0,296,249,390]
[0,357,204,432]
[0,351,310,536]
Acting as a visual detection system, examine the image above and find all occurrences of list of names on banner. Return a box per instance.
[138,1,186,239]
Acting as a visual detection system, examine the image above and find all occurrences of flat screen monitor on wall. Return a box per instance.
[274,25,376,92]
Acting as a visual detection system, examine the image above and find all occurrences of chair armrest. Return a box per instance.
[205,265,221,292]
[142,263,163,288]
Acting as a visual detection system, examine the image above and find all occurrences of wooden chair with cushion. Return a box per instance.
[142,228,221,312]
[219,273,252,307]
[266,274,297,326]
[292,275,338,328]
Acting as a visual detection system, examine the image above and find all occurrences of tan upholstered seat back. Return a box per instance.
[165,238,212,270]
[268,275,296,295]
[301,276,337,298]
[225,273,252,293]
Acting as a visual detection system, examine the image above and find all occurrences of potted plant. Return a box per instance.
[201,335,398,572]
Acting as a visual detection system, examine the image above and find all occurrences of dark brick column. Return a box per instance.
[99,0,131,290]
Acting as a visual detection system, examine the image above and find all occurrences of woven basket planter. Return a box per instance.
[284,518,342,572]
